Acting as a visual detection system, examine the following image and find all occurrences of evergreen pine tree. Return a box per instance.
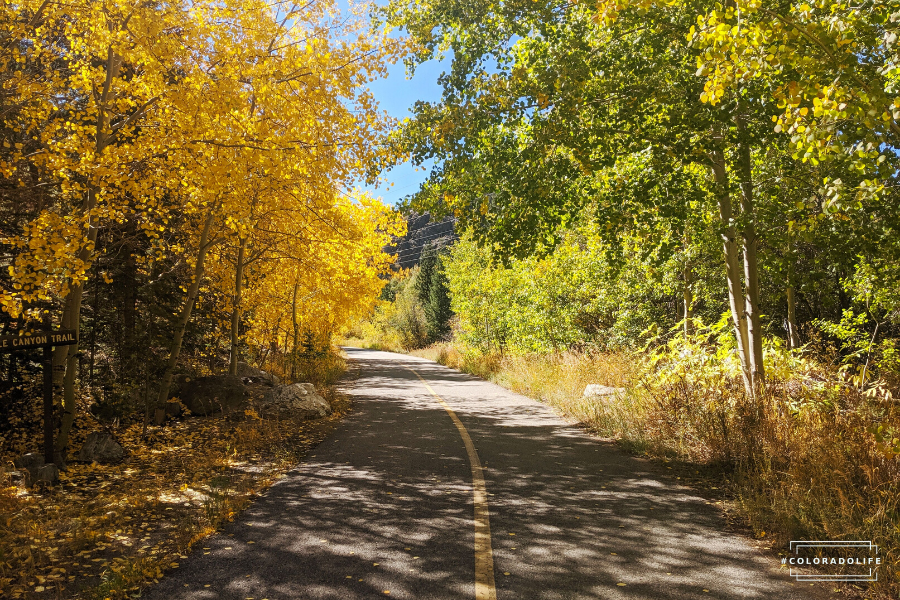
[416,245,437,305]
[425,253,453,340]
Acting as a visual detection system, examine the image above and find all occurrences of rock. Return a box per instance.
[258,383,331,419]
[32,463,58,486]
[79,432,125,463]
[11,455,59,486]
[13,453,44,486]
[13,453,44,472]
[165,401,184,418]
[583,384,626,399]
[236,362,280,386]
[6,470,25,485]
[178,374,247,416]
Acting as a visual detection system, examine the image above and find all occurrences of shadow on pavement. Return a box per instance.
[144,347,819,600]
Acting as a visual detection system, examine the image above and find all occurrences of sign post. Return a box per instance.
[0,327,78,464]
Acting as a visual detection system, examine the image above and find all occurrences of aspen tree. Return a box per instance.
[0,0,405,439]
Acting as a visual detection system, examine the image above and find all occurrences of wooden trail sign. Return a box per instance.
[1,327,78,466]
[0,329,77,353]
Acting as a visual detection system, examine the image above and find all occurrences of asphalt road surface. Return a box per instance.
[146,347,823,600]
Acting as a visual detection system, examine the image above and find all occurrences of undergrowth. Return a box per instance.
[406,332,900,598]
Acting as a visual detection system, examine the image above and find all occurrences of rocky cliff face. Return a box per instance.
[388,212,457,270]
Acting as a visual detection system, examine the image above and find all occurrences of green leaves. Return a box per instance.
[869,423,900,458]
[442,226,726,353]
[385,0,900,376]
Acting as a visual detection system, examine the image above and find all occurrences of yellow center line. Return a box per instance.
[409,368,497,600]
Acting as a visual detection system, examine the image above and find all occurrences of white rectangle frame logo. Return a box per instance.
[786,541,879,582]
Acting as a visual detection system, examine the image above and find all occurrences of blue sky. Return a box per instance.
[354,44,447,207]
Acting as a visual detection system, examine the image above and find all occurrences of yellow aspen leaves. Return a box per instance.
[0,0,404,350]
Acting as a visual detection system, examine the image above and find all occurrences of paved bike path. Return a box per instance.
[146,347,820,599]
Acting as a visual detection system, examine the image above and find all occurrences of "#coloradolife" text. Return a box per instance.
[782,557,881,565]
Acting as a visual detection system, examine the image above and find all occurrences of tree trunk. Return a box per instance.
[710,146,753,394]
[786,285,800,349]
[54,310,81,458]
[42,316,54,465]
[683,266,693,337]
[735,126,765,393]
[228,235,247,375]
[3,321,14,385]
[54,47,122,456]
[153,209,217,425]
[89,256,99,390]
[683,232,693,337]
[52,301,72,393]
[291,279,299,380]
[142,283,155,439]
[122,223,138,376]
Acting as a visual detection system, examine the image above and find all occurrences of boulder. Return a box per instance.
[583,384,626,399]
[165,400,184,418]
[32,463,58,486]
[258,383,331,419]
[11,454,59,486]
[12,453,44,486]
[236,361,280,386]
[79,432,125,463]
[13,453,44,473]
[177,374,247,416]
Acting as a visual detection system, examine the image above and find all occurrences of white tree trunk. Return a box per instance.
[786,285,800,349]
[710,147,753,395]
[683,231,693,337]
[736,129,765,393]
[153,209,218,425]
[54,48,123,455]
[228,235,247,375]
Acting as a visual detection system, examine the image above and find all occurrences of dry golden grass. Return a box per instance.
[340,336,406,355]
[411,340,900,598]
[412,343,632,409]
[285,351,349,389]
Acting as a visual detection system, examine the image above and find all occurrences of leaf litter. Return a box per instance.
[0,385,351,599]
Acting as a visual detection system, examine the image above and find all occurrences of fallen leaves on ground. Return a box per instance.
[0,387,351,599]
